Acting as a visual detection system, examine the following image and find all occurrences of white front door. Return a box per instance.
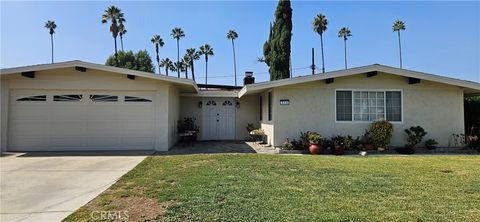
[201,98,235,140]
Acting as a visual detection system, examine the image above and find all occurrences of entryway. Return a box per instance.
[201,97,235,140]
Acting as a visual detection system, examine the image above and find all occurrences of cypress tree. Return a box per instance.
[263,0,292,81]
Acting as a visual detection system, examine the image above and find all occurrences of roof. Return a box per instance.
[0,60,199,93]
[239,64,480,97]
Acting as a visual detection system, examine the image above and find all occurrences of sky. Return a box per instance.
[1,1,479,85]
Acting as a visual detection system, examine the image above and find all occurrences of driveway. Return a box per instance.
[0,151,151,222]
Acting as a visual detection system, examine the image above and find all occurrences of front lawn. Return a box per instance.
[64,155,480,221]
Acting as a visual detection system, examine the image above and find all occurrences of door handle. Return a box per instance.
[217,119,219,122]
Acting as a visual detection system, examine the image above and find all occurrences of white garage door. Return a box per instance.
[8,90,156,151]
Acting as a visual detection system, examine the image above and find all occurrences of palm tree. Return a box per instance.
[173,61,186,77]
[227,30,239,86]
[392,20,406,68]
[186,48,200,81]
[338,27,352,69]
[118,22,126,51]
[199,44,214,85]
[101,5,124,65]
[160,58,174,76]
[151,35,165,74]
[171,27,185,77]
[44,20,57,64]
[313,13,328,73]
[182,55,191,79]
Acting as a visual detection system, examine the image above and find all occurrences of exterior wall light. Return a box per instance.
[198,101,202,108]
[236,101,240,109]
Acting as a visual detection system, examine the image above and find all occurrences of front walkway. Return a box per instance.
[165,141,277,155]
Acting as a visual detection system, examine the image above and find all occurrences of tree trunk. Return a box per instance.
[344,38,347,69]
[50,34,54,64]
[177,39,180,78]
[205,56,208,85]
[114,37,118,66]
[166,68,169,76]
[191,61,195,81]
[398,31,403,69]
[120,35,124,51]
[185,67,188,79]
[232,40,237,86]
[155,45,160,74]
[320,34,325,73]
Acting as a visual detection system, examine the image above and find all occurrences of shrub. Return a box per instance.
[299,131,311,148]
[308,132,323,145]
[405,126,427,149]
[369,120,394,149]
[425,138,438,148]
[331,135,354,150]
[282,138,295,150]
[450,133,465,147]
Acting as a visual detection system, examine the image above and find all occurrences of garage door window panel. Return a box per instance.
[124,96,152,102]
[16,95,47,102]
[54,94,83,102]
[90,95,118,102]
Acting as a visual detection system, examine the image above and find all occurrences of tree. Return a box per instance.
[101,5,125,65]
[393,20,406,68]
[263,0,292,81]
[227,30,239,86]
[338,27,352,69]
[182,55,191,79]
[313,13,328,73]
[160,58,175,76]
[44,20,57,64]
[199,44,214,85]
[118,22,126,51]
[171,27,185,77]
[173,61,186,76]
[105,50,154,73]
[150,35,165,75]
[186,48,200,81]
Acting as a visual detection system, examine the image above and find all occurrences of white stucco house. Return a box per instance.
[1,60,479,152]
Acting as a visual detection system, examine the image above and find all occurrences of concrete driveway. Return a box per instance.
[0,151,151,222]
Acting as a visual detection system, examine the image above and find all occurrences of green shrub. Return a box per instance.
[425,138,438,147]
[369,120,394,149]
[405,126,427,149]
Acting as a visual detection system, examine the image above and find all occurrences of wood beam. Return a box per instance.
[21,71,35,78]
[408,77,421,84]
[325,78,334,84]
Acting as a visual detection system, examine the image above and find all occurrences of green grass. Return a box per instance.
[64,154,480,221]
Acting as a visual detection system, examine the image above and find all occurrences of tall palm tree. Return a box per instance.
[313,13,328,73]
[173,61,186,77]
[160,58,174,76]
[101,5,124,65]
[118,22,126,51]
[392,20,406,68]
[151,35,164,74]
[182,55,191,79]
[227,30,239,86]
[186,48,200,81]
[171,27,185,77]
[338,27,352,69]
[44,20,57,64]
[199,44,214,85]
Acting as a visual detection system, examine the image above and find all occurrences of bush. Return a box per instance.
[425,138,438,148]
[405,126,427,149]
[369,120,394,149]
[282,138,295,150]
[331,135,354,150]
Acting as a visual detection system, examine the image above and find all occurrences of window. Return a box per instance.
[336,90,402,122]
[268,92,272,121]
[336,91,352,121]
[125,96,152,102]
[206,100,216,106]
[222,100,233,106]
[16,95,47,101]
[54,94,83,102]
[90,95,118,102]
[259,96,263,121]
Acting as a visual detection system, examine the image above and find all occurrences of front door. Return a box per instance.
[202,98,235,140]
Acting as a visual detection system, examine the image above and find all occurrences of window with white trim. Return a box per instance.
[336,90,402,122]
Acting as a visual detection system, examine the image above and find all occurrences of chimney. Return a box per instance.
[244,71,255,85]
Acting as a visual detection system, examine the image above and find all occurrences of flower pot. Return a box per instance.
[309,144,321,155]
[333,145,344,155]
[364,143,375,150]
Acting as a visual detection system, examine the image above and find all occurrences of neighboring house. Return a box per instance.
[1,60,479,152]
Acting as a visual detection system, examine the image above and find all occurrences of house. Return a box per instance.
[1,60,479,152]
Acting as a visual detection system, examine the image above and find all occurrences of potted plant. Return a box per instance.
[308,132,323,155]
[396,126,427,154]
[425,138,438,150]
[331,135,352,155]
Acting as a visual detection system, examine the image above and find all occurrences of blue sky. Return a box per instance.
[1,1,479,85]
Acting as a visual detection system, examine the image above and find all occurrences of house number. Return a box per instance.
[280,99,290,105]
